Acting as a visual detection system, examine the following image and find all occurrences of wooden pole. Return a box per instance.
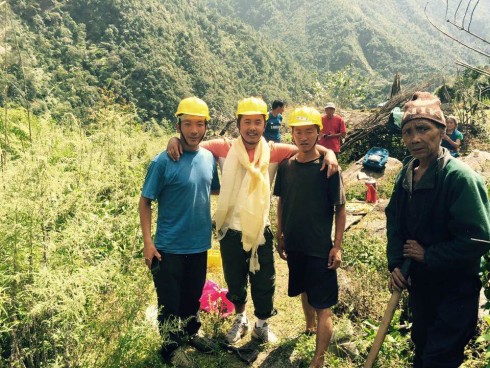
[364,289,402,368]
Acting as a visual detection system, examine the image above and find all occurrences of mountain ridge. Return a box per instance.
[4,0,489,123]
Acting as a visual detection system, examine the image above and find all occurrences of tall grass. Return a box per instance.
[0,105,165,367]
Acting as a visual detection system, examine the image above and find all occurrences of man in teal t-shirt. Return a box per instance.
[139,97,219,363]
[264,100,285,142]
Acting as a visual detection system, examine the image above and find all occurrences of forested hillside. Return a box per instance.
[208,0,489,82]
[5,0,315,123]
[5,0,489,125]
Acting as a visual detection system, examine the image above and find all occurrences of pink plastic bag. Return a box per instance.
[199,280,235,317]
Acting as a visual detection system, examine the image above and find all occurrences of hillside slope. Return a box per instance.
[208,0,489,83]
[6,0,315,122]
[5,0,489,123]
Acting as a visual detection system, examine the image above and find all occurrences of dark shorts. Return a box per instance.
[287,251,338,309]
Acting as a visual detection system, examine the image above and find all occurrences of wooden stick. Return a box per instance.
[364,289,402,368]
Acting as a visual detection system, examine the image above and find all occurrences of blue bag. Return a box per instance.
[362,147,389,171]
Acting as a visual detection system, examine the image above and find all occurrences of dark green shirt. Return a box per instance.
[386,148,490,281]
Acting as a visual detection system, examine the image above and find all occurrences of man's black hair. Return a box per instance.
[272,100,285,110]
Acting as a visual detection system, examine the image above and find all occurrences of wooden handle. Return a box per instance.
[364,289,402,368]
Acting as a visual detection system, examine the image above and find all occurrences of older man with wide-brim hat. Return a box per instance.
[385,92,490,367]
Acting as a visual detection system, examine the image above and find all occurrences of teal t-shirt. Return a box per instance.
[441,129,463,152]
[141,148,220,254]
[264,112,283,142]
[441,129,463,157]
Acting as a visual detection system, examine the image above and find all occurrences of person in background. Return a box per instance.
[264,100,285,143]
[386,92,490,368]
[166,97,339,345]
[441,115,463,157]
[274,106,346,368]
[139,97,220,364]
[318,102,346,157]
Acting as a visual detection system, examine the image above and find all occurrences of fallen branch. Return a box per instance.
[342,84,428,150]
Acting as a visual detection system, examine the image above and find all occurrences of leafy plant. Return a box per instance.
[311,64,370,109]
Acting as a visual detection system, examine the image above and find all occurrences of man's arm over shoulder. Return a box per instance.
[270,142,297,162]
[166,137,232,161]
[271,142,339,177]
[201,138,232,161]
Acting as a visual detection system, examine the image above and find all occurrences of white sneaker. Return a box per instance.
[252,322,278,343]
[225,318,250,344]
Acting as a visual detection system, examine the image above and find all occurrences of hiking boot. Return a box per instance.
[252,322,278,343]
[225,318,250,344]
[189,333,219,353]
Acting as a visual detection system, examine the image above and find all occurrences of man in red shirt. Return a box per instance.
[318,102,346,157]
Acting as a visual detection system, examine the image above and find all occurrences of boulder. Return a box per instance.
[460,150,490,182]
[342,157,403,188]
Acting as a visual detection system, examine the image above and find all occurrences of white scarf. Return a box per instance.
[214,136,271,273]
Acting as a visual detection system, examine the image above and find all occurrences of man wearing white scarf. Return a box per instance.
[215,98,280,344]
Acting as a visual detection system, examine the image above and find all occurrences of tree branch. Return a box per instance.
[445,19,490,45]
[425,2,490,58]
[455,60,490,77]
[468,0,479,32]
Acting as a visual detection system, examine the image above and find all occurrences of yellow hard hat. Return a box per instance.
[175,97,211,121]
[287,106,323,129]
[236,97,268,117]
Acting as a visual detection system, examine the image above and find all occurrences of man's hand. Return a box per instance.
[166,137,183,161]
[320,149,339,178]
[275,234,287,260]
[389,267,410,292]
[328,247,342,269]
[403,239,425,263]
[144,242,162,269]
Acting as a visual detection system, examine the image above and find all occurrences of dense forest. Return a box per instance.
[5,0,316,123]
[4,0,489,125]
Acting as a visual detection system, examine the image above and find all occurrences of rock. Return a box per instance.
[328,319,359,359]
[342,157,403,188]
[460,150,490,182]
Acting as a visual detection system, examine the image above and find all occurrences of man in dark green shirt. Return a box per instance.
[386,92,490,368]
